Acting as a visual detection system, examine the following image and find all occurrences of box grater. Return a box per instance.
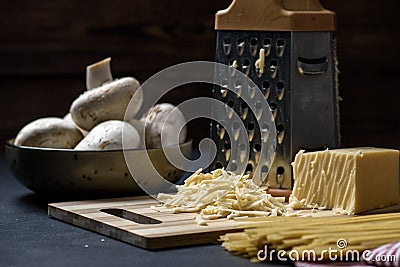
[210,0,340,189]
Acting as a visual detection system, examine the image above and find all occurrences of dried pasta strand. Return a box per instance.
[220,212,400,262]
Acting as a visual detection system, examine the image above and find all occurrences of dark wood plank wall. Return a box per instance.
[1,0,399,151]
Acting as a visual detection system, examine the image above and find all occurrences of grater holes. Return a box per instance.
[269,102,277,121]
[248,122,255,131]
[255,100,263,120]
[234,80,242,98]
[215,162,223,169]
[220,79,228,98]
[223,37,232,56]
[254,144,261,164]
[248,84,257,99]
[276,166,285,186]
[230,162,238,172]
[216,123,225,140]
[214,32,292,187]
[225,152,230,161]
[240,101,248,120]
[261,165,269,177]
[276,39,285,46]
[276,124,285,144]
[239,142,247,162]
[277,81,284,89]
[232,121,241,141]
[270,59,277,79]
[263,80,271,99]
[224,141,231,161]
[224,141,231,150]
[229,59,238,76]
[245,162,253,174]
[247,122,255,142]
[263,38,271,46]
[242,58,251,76]
[226,100,235,119]
[276,38,285,57]
[263,38,272,56]
[236,38,245,56]
[261,123,270,142]
[250,38,258,56]
[276,81,285,100]
[255,100,263,110]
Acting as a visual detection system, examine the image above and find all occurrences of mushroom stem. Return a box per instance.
[86,57,113,90]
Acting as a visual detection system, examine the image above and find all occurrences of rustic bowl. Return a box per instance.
[5,139,192,199]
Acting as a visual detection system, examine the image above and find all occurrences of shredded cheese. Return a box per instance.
[254,48,265,75]
[158,168,297,225]
[231,60,238,69]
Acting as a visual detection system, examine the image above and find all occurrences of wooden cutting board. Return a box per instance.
[48,196,245,249]
[48,196,400,249]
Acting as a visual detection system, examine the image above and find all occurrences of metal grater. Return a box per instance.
[210,0,340,188]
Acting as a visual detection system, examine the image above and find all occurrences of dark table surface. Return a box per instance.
[0,153,290,267]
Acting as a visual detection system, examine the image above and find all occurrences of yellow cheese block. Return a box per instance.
[291,147,400,214]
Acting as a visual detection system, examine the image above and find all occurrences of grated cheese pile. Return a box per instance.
[158,168,300,225]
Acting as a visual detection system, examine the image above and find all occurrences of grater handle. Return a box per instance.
[267,189,292,202]
[215,0,335,31]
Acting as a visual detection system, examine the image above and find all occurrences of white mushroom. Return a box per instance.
[74,120,141,150]
[63,113,89,136]
[128,119,145,146]
[141,103,187,148]
[70,58,143,131]
[14,117,83,149]
[70,77,143,131]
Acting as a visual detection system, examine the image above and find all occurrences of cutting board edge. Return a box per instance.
[48,204,245,249]
[47,197,400,250]
[48,205,150,249]
[143,228,243,249]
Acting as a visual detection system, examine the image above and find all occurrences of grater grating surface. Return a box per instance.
[211,31,292,188]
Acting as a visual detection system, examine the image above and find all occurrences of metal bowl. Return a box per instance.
[5,139,192,199]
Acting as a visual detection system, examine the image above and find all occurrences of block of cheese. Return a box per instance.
[291,147,400,215]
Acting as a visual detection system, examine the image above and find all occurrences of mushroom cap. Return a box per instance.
[70,77,142,131]
[74,120,141,150]
[63,113,89,136]
[128,119,145,147]
[141,103,187,149]
[14,117,83,149]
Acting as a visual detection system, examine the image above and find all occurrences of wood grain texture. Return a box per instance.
[1,0,399,150]
[215,0,335,31]
[48,196,243,249]
[48,196,400,249]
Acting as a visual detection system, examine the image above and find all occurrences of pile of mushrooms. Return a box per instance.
[14,58,187,150]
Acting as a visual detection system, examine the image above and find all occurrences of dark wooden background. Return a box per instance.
[1,0,399,151]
